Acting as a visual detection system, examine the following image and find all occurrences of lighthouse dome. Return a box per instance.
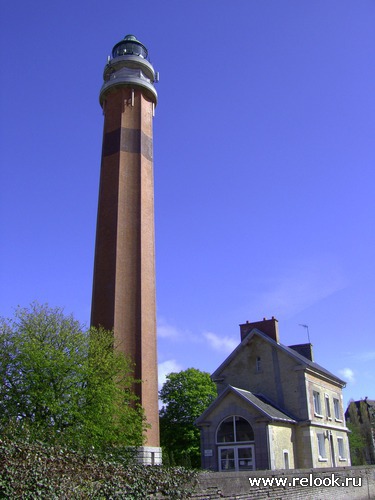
[112,34,148,59]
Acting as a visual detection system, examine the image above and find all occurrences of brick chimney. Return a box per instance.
[288,343,314,361]
[240,317,279,343]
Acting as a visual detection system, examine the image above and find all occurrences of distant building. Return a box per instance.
[345,398,375,465]
[196,318,350,471]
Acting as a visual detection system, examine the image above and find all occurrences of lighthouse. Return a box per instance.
[91,35,161,463]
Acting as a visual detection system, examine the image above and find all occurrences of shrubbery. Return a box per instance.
[0,433,198,499]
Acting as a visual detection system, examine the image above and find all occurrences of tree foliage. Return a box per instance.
[347,400,375,465]
[0,303,146,451]
[159,368,217,468]
[347,400,367,465]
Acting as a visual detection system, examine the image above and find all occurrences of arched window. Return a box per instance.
[216,416,255,471]
[217,416,254,443]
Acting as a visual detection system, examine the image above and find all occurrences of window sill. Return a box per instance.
[314,413,324,419]
[318,457,328,462]
[339,457,347,462]
[335,418,343,423]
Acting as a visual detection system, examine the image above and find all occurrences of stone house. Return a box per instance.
[195,317,350,471]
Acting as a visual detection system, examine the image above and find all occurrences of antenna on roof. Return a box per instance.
[299,324,311,343]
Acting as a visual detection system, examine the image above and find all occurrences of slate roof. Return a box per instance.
[212,328,345,386]
[230,386,296,423]
[281,342,345,384]
[195,384,296,425]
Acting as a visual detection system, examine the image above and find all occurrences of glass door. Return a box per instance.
[219,447,235,470]
[238,445,254,470]
[219,445,255,471]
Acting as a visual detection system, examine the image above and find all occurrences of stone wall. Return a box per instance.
[190,465,375,499]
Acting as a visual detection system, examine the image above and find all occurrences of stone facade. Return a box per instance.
[196,318,350,471]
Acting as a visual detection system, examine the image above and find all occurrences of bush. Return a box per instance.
[0,434,198,499]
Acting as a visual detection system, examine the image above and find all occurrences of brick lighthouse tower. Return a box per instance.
[91,35,161,463]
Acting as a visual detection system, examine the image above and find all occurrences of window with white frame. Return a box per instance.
[337,437,346,460]
[217,416,255,471]
[317,432,327,460]
[283,450,290,469]
[313,390,322,416]
[333,398,341,420]
[325,394,331,419]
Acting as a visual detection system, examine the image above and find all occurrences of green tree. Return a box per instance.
[0,303,146,451]
[81,326,147,449]
[159,368,217,468]
[347,401,366,465]
[359,400,375,464]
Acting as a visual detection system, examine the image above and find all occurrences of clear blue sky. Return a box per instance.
[1,1,374,409]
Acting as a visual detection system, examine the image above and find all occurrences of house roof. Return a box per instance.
[211,328,346,386]
[195,384,296,426]
[231,387,296,422]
